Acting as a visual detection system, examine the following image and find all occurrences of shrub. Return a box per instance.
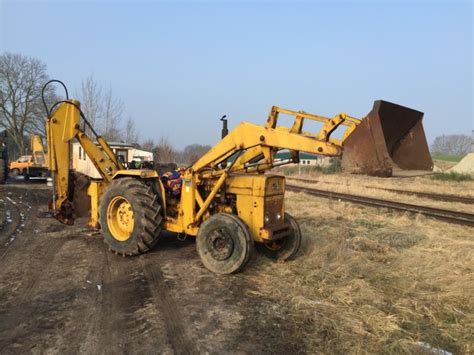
[431,172,472,182]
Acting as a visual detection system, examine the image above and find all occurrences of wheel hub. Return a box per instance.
[107,196,134,241]
[263,238,286,251]
[207,228,234,261]
[117,202,132,227]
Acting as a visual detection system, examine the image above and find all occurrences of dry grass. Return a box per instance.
[284,173,474,215]
[290,172,474,198]
[249,191,473,354]
[433,159,459,171]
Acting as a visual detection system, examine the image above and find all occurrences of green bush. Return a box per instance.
[323,158,342,174]
[431,172,472,182]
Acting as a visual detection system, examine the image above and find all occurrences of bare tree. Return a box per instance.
[180,144,212,164]
[103,86,124,141]
[124,117,138,144]
[79,74,104,134]
[431,134,471,155]
[0,53,52,155]
[140,138,154,152]
[153,136,176,163]
[79,75,127,142]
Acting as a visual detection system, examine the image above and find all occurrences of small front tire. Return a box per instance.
[10,168,19,177]
[196,213,253,274]
[256,213,302,261]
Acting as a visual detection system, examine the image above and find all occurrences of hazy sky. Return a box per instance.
[1,0,472,148]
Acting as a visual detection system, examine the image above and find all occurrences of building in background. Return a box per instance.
[72,142,153,179]
[275,151,332,167]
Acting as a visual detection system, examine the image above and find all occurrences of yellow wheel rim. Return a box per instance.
[107,196,134,241]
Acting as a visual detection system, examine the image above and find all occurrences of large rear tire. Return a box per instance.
[99,178,162,256]
[256,213,302,261]
[196,213,254,274]
[0,159,5,184]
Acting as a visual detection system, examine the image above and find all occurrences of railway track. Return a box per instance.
[287,185,474,227]
[286,177,474,204]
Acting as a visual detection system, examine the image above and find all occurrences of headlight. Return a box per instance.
[276,213,281,220]
[264,214,270,223]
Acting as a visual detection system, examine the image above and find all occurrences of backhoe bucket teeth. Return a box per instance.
[341,100,433,177]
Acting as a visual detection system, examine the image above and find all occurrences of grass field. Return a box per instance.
[432,172,472,182]
[250,185,473,354]
[432,154,466,162]
[287,172,474,200]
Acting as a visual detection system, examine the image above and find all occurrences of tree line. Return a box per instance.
[2,52,470,163]
[430,134,472,156]
[0,52,211,164]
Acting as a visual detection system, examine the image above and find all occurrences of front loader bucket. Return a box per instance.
[341,100,433,177]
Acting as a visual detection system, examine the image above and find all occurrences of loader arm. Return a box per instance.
[47,100,124,224]
[181,107,360,228]
[192,106,360,178]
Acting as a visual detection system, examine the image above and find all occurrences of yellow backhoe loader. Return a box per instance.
[43,80,432,274]
[9,135,48,179]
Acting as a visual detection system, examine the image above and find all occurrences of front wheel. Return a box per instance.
[196,213,254,274]
[256,213,302,261]
[99,178,162,256]
[10,168,19,177]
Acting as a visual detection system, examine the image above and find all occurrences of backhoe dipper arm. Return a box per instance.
[47,100,123,224]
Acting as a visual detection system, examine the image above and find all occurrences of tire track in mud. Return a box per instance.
[140,257,198,354]
[0,193,30,260]
[80,250,173,354]
[0,186,72,352]
[0,239,68,349]
[16,238,66,301]
[0,185,169,353]
[78,237,196,353]
[78,246,118,354]
[0,186,50,262]
[1,183,305,353]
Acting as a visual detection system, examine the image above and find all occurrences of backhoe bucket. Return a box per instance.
[341,100,433,177]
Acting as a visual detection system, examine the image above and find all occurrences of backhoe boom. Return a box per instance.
[47,100,123,223]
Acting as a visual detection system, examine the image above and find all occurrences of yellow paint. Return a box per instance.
[112,169,159,179]
[106,195,134,241]
[88,181,105,228]
[47,100,165,226]
[47,98,362,250]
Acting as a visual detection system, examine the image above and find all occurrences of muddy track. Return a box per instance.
[0,191,29,260]
[140,257,198,354]
[0,181,305,354]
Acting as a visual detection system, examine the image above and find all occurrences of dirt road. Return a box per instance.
[0,181,303,354]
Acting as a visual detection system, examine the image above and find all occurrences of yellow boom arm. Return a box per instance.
[192,105,360,178]
[46,100,123,224]
[175,106,361,230]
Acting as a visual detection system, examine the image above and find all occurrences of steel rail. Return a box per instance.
[286,185,474,227]
[286,177,474,205]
